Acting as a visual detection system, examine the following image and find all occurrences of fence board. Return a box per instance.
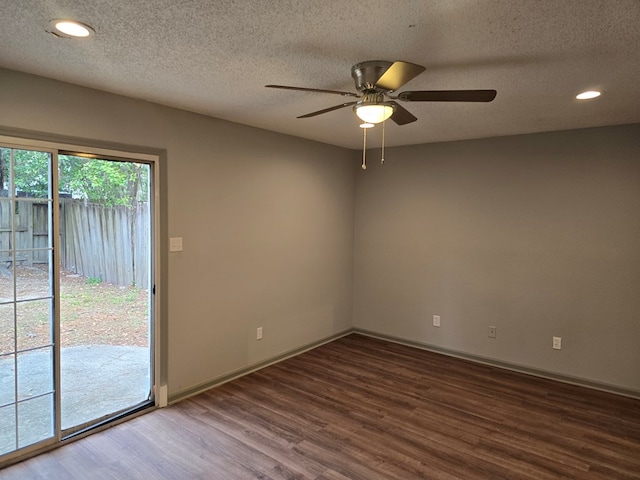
[2,199,149,288]
[0,200,12,263]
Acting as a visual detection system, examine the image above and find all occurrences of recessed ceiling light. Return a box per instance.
[576,90,601,100]
[49,19,95,38]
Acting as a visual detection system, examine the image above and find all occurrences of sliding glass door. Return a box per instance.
[0,146,56,456]
[0,139,157,462]
[58,154,152,433]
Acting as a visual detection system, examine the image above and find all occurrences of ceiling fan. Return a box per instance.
[266,60,497,125]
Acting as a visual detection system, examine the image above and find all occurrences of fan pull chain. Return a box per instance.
[361,126,367,170]
[381,120,385,165]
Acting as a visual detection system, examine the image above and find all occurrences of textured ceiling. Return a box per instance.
[0,0,639,149]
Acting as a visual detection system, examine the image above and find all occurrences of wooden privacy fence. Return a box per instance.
[60,199,150,288]
[0,198,50,267]
[0,198,150,289]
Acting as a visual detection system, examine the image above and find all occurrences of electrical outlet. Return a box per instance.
[488,326,497,338]
[433,315,441,327]
[553,336,561,350]
[257,327,263,340]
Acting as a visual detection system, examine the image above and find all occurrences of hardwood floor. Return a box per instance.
[2,333,639,479]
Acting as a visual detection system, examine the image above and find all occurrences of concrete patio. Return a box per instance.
[0,345,150,455]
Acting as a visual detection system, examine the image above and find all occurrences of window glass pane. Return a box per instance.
[16,300,52,352]
[0,148,10,197]
[0,199,12,252]
[16,261,51,302]
[0,198,13,306]
[0,404,17,455]
[0,353,16,406]
[13,150,51,200]
[14,200,51,263]
[17,347,53,401]
[0,267,13,304]
[0,304,14,355]
[17,394,53,449]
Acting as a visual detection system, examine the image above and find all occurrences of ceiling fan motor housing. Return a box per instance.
[351,60,393,92]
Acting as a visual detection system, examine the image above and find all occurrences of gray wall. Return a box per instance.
[3,67,639,396]
[0,68,356,398]
[354,124,640,392]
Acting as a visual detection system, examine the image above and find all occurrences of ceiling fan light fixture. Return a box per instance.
[49,19,95,38]
[354,103,394,124]
[359,122,375,129]
[576,90,601,100]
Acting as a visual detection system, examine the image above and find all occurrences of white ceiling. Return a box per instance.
[1,0,639,149]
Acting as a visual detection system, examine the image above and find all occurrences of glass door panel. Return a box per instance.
[0,146,55,456]
[58,155,152,433]
[0,141,155,463]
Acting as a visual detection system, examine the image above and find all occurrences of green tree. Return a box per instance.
[62,156,148,207]
[1,151,148,206]
[6,149,51,198]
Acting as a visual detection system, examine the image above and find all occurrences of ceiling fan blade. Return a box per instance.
[374,61,426,92]
[297,101,358,118]
[266,85,359,98]
[398,90,497,102]
[388,102,417,125]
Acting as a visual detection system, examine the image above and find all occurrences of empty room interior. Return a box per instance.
[0,1,639,478]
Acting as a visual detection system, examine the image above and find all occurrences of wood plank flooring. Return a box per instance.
[1,334,639,479]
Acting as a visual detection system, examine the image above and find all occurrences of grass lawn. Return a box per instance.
[0,267,149,354]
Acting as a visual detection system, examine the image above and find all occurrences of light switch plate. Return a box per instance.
[169,237,183,252]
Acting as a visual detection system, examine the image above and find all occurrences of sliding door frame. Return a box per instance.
[0,141,58,460]
[0,132,162,466]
